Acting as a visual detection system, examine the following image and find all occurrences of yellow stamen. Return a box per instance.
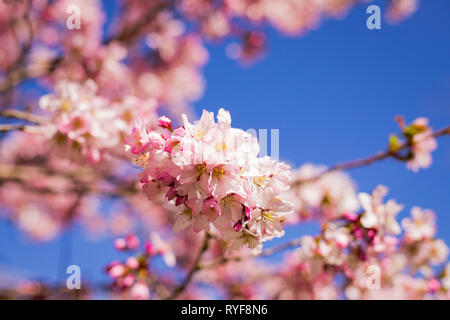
[221,194,236,208]
[195,163,207,178]
[61,100,71,112]
[253,176,267,187]
[212,166,224,179]
[216,142,227,152]
[134,153,149,168]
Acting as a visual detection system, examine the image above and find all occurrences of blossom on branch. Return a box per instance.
[125,109,293,253]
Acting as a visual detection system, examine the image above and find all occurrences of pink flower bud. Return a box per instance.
[354,228,363,239]
[357,249,367,261]
[166,185,177,201]
[175,195,187,206]
[145,242,155,256]
[233,221,242,232]
[109,264,126,278]
[344,212,358,222]
[126,234,140,250]
[114,238,127,251]
[173,126,186,137]
[367,229,377,242]
[122,274,135,287]
[157,172,174,186]
[427,278,441,292]
[243,205,251,221]
[158,116,173,131]
[130,282,150,300]
[126,257,139,269]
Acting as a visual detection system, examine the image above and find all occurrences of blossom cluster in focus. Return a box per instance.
[125,109,293,253]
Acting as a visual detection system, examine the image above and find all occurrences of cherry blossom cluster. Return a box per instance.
[38,79,158,162]
[2,0,448,301]
[178,0,419,61]
[189,185,449,300]
[0,131,87,240]
[0,130,169,241]
[106,232,176,300]
[0,0,420,166]
[0,0,419,87]
[125,109,293,253]
[274,185,449,300]
[2,0,208,144]
[285,164,359,223]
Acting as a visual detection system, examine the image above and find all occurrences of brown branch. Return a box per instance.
[0,109,47,124]
[260,238,303,257]
[0,123,41,132]
[0,2,170,94]
[295,125,450,185]
[0,0,34,99]
[167,232,211,300]
[0,164,139,198]
[107,2,171,45]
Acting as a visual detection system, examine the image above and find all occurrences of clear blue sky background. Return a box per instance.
[0,0,449,291]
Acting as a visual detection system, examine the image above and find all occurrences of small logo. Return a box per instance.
[66,265,81,290]
[366,264,381,290]
[66,5,81,30]
[366,5,381,30]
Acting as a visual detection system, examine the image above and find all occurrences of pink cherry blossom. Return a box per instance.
[130,282,150,300]
[402,206,436,242]
[2,0,449,302]
[125,108,293,253]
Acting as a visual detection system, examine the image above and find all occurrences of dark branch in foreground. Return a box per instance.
[167,233,211,300]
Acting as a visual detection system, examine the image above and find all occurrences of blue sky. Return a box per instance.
[1,0,449,289]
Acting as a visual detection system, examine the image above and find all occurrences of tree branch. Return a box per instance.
[0,2,170,95]
[0,109,47,124]
[0,123,42,132]
[167,232,211,300]
[0,0,34,99]
[295,125,450,185]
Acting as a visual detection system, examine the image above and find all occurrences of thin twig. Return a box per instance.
[106,2,170,45]
[295,125,450,185]
[0,163,139,198]
[0,0,34,98]
[0,123,39,132]
[167,233,211,300]
[0,2,169,94]
[0,109,47,124]
[260,238,303,257]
